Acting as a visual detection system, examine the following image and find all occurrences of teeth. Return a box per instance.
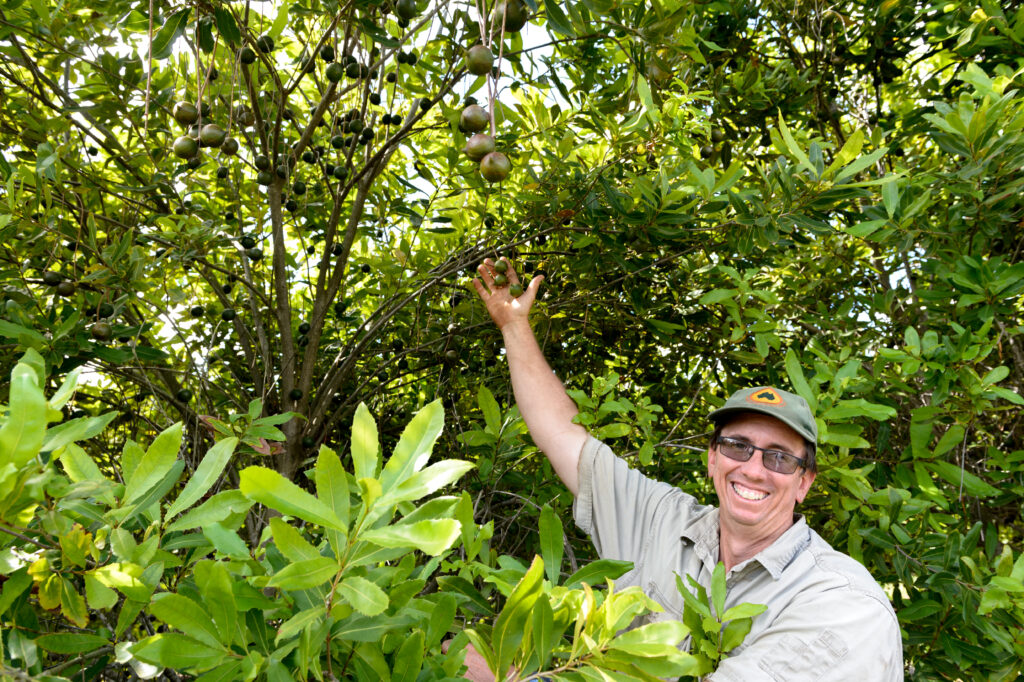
[733,483,767,501]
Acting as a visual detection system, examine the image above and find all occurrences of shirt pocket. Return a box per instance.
[647,580,685,621]
[758,628,848,680]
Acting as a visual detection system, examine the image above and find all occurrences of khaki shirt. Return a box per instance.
[573,436,904,681]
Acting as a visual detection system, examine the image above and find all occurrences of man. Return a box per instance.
[468,258,904,680]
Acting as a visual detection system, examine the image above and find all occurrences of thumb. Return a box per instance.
[520,274,545,306]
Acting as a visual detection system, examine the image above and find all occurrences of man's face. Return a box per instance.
[707,412,816,539]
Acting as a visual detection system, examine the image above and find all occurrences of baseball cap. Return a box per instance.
[708,386,818,444]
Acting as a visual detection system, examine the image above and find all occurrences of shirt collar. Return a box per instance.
[680,512,812,580]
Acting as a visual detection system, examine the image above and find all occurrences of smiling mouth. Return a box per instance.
[732,482,768,501]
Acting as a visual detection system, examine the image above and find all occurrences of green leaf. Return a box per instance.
[539,504,563,585]
[391,628,425,682]
[699,288,737,305]
[720,617,754,652]
[823,129,864,178]
[596,422,632,439]
[41,411,117,453]
[195,561,236,645]
[532,596,556,670]
[150,593,224,648]
[564,559,633,589]
[897,599,943,622]
[608,620,689,655]
[777,114,815,176]
[213,7,240,44]
[337,576,389,617]
[544,0,575,37]
[783,349,818,412]
[361,519,461,556]
[276,605,326,643]
[91,563,151,602]
[710,562,726,618]
[821,399,897,422]
[166,489,252,532]
[927,461,999,498]
[202,522,250,559]
[332,613,417,642]
[132,633,225,670]
[478,386,501,435]
[270,2,292,37]
[384,460,474,506]
[934,425,966,457]
[59,576,88,627]
[493,555,544,677]
[151,9,191,60]
[381,400,444,491]
[239,466,345,530]
[351,403,379,480]
[0,319,46,344]
[0,360,46,466]
[270,517,319,562]
[425,594,457,647]
[833,146,888,185]
[166,437,238,518]
[58,443,109,484]
[267,556,338,591]
[315,445,350,533]
[0,568,32,616]
[124,422,182,505]
[881,176,900,218]
[721,602,767,621]
[35,632,110,654]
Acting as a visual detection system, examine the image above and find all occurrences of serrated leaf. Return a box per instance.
[150,593,223,648]
[132,633,225,670]
[361,519,461,556]
[337,576,389,616]
[267,556,338,591]
[239,466,345,530]
[35,632,110,654]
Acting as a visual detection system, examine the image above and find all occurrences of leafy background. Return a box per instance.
[0,0,1022,679]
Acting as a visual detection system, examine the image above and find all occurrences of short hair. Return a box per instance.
[710,415,818,474]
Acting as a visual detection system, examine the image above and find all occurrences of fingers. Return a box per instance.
[474,256,537,298]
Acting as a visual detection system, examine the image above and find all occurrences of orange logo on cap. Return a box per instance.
[748,388,785,406]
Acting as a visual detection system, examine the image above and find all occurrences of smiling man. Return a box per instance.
[470,259,904,681]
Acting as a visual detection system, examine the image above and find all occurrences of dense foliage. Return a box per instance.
[1,0,1023,678]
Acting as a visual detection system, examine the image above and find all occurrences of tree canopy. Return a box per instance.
[1,0,1023,679]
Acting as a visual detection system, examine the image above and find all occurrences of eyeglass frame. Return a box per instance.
[714,435,808,475]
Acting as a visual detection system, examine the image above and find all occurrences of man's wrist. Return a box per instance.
[500,319,534,345]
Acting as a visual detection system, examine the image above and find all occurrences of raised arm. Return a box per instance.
[472,258,587,495]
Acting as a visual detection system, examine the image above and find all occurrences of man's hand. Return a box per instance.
[470,256,586,495]
[471,257,545,333]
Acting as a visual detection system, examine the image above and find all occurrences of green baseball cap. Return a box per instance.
[708,386,818,444]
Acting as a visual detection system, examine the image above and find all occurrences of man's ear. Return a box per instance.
[707,446,717,477]
[795,470,816,503]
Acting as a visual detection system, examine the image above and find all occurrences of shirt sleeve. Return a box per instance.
[573,435,698,569]
[707,587,904,682]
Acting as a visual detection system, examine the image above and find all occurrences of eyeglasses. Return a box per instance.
[715,436,807,475]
